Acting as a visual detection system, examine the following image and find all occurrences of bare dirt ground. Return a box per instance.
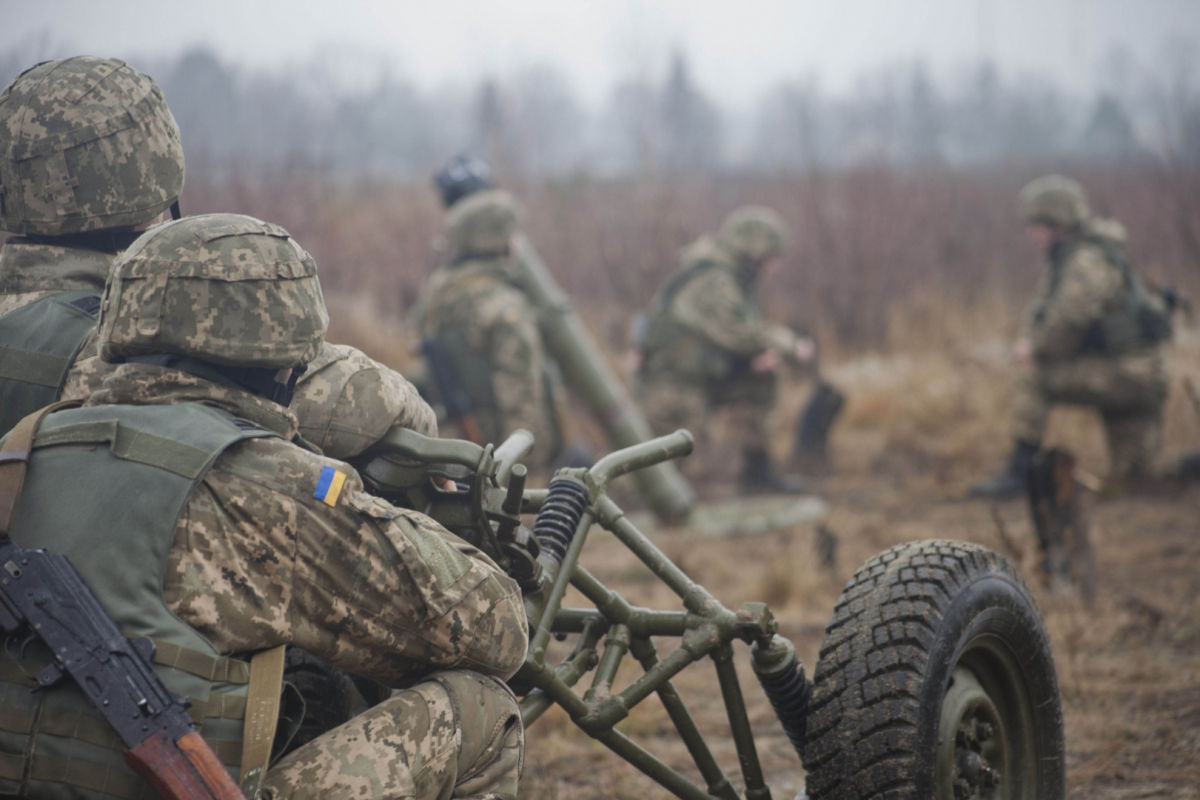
[516,334,1200,799]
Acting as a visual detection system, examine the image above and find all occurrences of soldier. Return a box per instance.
[0,56,185,434]
[416,183,565,467]
[970,175,1172,497]
[636,206,816,493]
[0,214,528,799]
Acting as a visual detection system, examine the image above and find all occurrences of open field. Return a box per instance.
[163,166,1200,797]
[512,329,1200,798]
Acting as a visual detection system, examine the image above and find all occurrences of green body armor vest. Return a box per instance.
[1042,238,1171,356]
[640,259,740,383]
[0,291,101,435]
[0,403,276,799]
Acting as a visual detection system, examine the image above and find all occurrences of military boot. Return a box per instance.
[968,440,1039,499]
[739,448,809,495]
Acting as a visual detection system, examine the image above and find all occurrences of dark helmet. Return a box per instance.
[433,154,493,208]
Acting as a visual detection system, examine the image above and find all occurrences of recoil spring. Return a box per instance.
[532,477,589,565]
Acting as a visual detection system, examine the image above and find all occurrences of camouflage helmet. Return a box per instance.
[716,205,788,266]
[0,56,184,236]
[98,213,328,368]
[1018,175,1090,229]
[445,189,520,259]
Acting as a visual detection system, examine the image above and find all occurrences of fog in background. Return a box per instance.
[3,1,1198,176]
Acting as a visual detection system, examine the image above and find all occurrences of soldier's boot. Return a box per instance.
[967,439,1039,499]
[739,448,809,495]
[1178,452,1200,480]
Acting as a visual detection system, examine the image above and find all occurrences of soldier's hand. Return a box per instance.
[751,349,782,373]
[1012,337,1034,368]
[794,336,817,365]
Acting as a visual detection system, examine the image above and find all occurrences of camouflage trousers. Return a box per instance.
[1011,349,1169,479]
[262,670,523,800]
[640,372,777,455]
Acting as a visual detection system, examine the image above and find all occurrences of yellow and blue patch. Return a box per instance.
[313,466,347,507]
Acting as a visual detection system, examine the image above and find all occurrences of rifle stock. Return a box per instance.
[126,730,245,800]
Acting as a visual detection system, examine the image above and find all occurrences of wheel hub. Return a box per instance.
[939,666,1007,799]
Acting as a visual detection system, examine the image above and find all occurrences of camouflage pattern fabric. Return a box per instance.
[0,238,112,311]
[292,341,438,461]
[1010,351,1168,479]
[417,255,559,464]
[99,214,328,369]
[263,671,522,800]
[0,56,183,236]
[1019,174,1089,229]
[638,235,796,452]
[1013,228,1170,479]
[1024,237,1130,360]
[444,190,521,260]
[0,239,118,401]
[85,363,528,797]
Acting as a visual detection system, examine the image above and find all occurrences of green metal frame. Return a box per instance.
[516,432,792,800]
[362,428,800,799]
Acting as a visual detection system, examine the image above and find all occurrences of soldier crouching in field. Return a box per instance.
[970,175,1174,498]
[0,214,527,799]
[0,56,185,434]
[636,206,816,493]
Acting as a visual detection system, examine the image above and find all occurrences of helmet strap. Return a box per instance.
[169,200,182,220]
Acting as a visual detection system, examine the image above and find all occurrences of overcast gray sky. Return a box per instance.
[3,0,1197,107]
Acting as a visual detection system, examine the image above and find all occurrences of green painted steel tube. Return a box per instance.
[595,728,716,800]
[551,607,688,637]
[629,637,740,800]
[512,235,696,523]
[712,644,770,800]
[597,495,721,614]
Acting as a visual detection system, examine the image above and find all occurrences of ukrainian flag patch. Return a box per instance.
[314,466,347,507]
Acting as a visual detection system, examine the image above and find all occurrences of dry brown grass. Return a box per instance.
[175,165,1200,798]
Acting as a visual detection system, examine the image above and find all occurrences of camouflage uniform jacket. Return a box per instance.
[417,255,559,456]
[291,341,438,461]
[84,363,529,684]
[1023,229,1164,362]
[641,235,798,384]
[0,238,115,403]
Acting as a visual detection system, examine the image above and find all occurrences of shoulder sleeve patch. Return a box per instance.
[313,465,347,506]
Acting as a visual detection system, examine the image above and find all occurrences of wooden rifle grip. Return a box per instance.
[125,729,246,800]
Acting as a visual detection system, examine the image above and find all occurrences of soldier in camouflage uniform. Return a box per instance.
[637,206,815,492]
[970,175,1172,497]
[416,186,562,467]
[0,214,527,799]
[0,56,185,434]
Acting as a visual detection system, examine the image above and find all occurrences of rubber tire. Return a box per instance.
[801,540,1064,799]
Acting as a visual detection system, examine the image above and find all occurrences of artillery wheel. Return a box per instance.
[801,540,1063,799]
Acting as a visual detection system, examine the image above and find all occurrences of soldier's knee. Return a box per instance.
[434,671,524,800]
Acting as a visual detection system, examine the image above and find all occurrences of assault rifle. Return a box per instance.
[0,539,245,800]
[419,336,485,444]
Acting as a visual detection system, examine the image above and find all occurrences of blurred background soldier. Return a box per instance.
[0,56,184,435]
[417,169,566,468]
[0,213,527,800]
[636,205,816,493]
[970,175,1174,497]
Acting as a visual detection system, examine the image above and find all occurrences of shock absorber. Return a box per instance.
[751,634,811,760]
[532,476,590,567]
